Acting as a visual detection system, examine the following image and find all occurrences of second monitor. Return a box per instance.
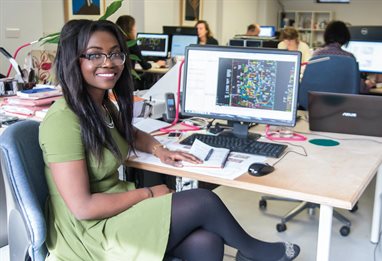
[136,33,169,59]
[171,35,199,57]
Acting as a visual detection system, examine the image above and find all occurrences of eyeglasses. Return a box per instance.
[80,52,126,66]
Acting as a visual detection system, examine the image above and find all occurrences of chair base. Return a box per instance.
[259,196,356,237]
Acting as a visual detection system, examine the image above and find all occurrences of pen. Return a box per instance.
[204,148,214,161]
[221,154,229,168]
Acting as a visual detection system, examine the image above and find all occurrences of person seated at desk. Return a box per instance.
[246,23,261,36]
[312,20,381,93]
[116,15,166,70]
[40,19,300,261]
[278,27,311,64]
[195,20,219,45]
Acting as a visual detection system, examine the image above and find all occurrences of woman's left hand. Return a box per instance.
[155,147,202,167]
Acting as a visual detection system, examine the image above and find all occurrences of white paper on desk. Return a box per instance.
[132,139,266,180]
[132,118,171,133]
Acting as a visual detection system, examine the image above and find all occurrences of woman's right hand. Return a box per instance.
[149,184,172,197]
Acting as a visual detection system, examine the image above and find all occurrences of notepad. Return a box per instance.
[17,87,62,99]
[184,139,230,168]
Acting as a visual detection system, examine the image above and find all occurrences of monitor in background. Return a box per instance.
[182,45,301,138]
[245,40,262,48]
[262,39,279,48]
[348,26,382,42]
[316,0,350,3]
[171,35,199,57]
[163,26,197,36]
[229,39,245,47]
[228,38,278,48]
[342,41,382,73]
[136,33,169,59]
[259,26,276,37]
[163,26,198,52]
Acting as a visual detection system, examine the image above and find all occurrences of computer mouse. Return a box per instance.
[248,163,275,177]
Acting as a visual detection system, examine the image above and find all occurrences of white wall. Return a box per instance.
[219,0,260,45]
[280,0,382,25]
[0,0,45,75]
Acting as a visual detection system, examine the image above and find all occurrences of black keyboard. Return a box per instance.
[180,133,287,158]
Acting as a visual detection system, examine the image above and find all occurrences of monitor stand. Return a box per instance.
[218,121,261,140]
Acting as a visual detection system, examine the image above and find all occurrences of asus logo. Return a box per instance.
[342,112,357,118]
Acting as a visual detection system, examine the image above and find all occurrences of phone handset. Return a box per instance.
[163,92,176,122]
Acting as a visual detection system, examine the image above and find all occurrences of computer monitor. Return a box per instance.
[259,26,276,37]
[171,35,199,57]
[348,26,382,42]
[229,39,245,47]
[245,40,262,48]
[182,45,301,138]
[163,26,198,52]
[136,33,169,58]
[342,41,382,74]
[163,26,197,36]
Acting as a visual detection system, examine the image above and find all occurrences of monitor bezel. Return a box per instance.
[181,45,302,127]
[136,33,169,58]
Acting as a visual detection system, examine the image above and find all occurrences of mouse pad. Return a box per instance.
[309,139,340,146]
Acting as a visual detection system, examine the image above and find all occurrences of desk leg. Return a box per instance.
[371,165,382,243]
[316,204,333,261]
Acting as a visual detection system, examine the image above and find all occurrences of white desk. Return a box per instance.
[127,115,382,261]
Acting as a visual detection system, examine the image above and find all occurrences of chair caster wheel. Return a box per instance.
[276,223,287,232]
[340,226,350,236]
[259,199,267,210]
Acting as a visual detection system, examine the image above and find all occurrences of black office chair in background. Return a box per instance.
[259,55,361,236]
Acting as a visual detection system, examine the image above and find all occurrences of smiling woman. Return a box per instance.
[39,19,300,261]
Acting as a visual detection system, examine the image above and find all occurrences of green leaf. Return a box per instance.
[127,39,138,48]
[129,54,140,61]
[40,37,60,45]
[99,0,124,20]
[131,69,141,80]
[38,32,60,45]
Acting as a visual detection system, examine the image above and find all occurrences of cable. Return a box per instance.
[159,60,199,134]
[6,40,38,77]
[181,117,210,129]
[294,130,382,144]
[268,141,308,167]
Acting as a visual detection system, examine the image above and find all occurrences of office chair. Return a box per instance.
[259,55,360,236]
[298,55,360,110]
[0,120,182,261]
[0,120,48,261]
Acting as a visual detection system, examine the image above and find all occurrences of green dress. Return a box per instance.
[39,98,172,261]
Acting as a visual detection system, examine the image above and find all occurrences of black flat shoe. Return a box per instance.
[236,242,300,261]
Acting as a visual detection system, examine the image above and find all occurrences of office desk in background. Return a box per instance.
[127,114,382,261]
[134,63,170,74]
[134,64,170,90]
[368,87,382,95]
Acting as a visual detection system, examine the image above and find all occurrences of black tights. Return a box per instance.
[165,189,285,261]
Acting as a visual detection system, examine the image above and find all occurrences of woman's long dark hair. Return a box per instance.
[55,19,135,163]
